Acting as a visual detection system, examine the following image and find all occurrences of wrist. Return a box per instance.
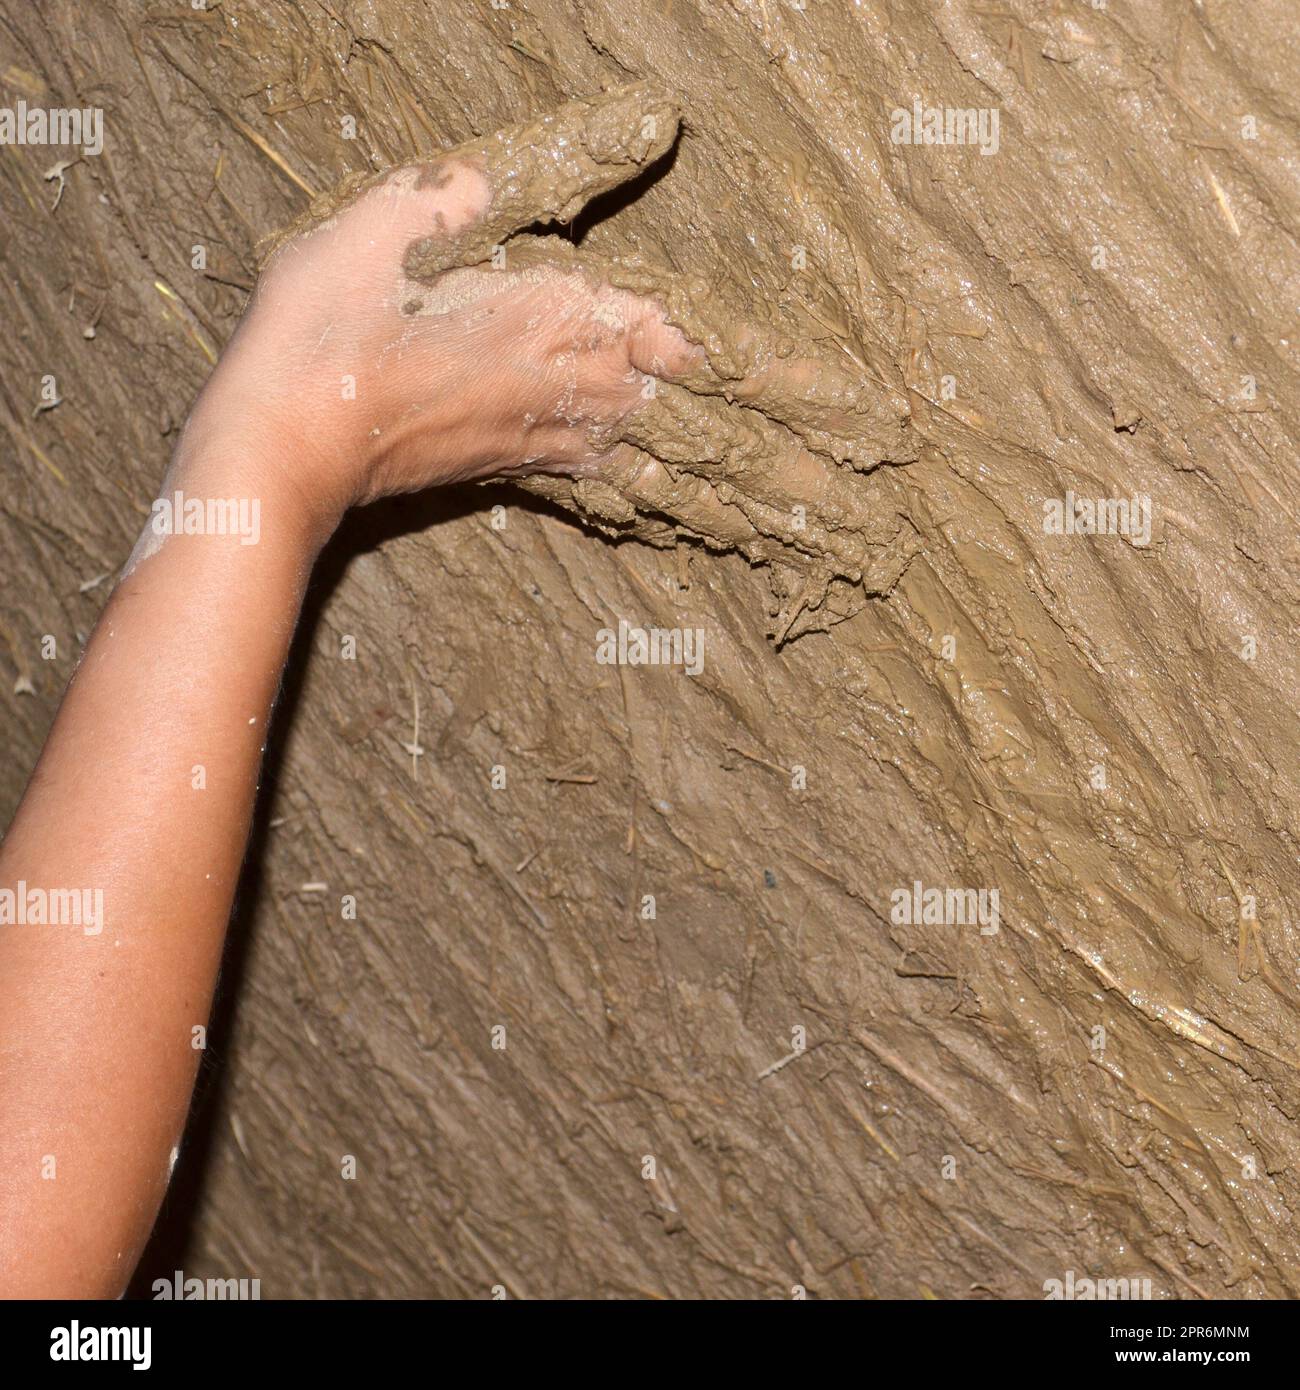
[169,403,349,561]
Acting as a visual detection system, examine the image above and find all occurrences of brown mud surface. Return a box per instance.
[2,1,1298,1297]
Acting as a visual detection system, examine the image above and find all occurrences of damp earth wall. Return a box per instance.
[2,0,1299,1297]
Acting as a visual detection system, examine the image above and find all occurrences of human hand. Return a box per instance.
[176,83,702,545]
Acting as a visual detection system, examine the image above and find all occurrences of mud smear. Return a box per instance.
[2,0,1298,1299]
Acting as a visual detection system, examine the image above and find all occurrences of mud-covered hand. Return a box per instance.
[182,82,700,542]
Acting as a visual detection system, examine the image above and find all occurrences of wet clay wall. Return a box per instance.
[1,0,1298,1297]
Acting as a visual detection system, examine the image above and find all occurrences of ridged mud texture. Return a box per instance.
[1,0,1298,1298]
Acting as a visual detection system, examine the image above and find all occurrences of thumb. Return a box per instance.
[403,81,681,282]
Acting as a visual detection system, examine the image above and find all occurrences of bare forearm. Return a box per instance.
[0,436,324,1296]
[0,85,710,1297]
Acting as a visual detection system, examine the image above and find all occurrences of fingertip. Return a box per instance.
[577,81,681,172]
